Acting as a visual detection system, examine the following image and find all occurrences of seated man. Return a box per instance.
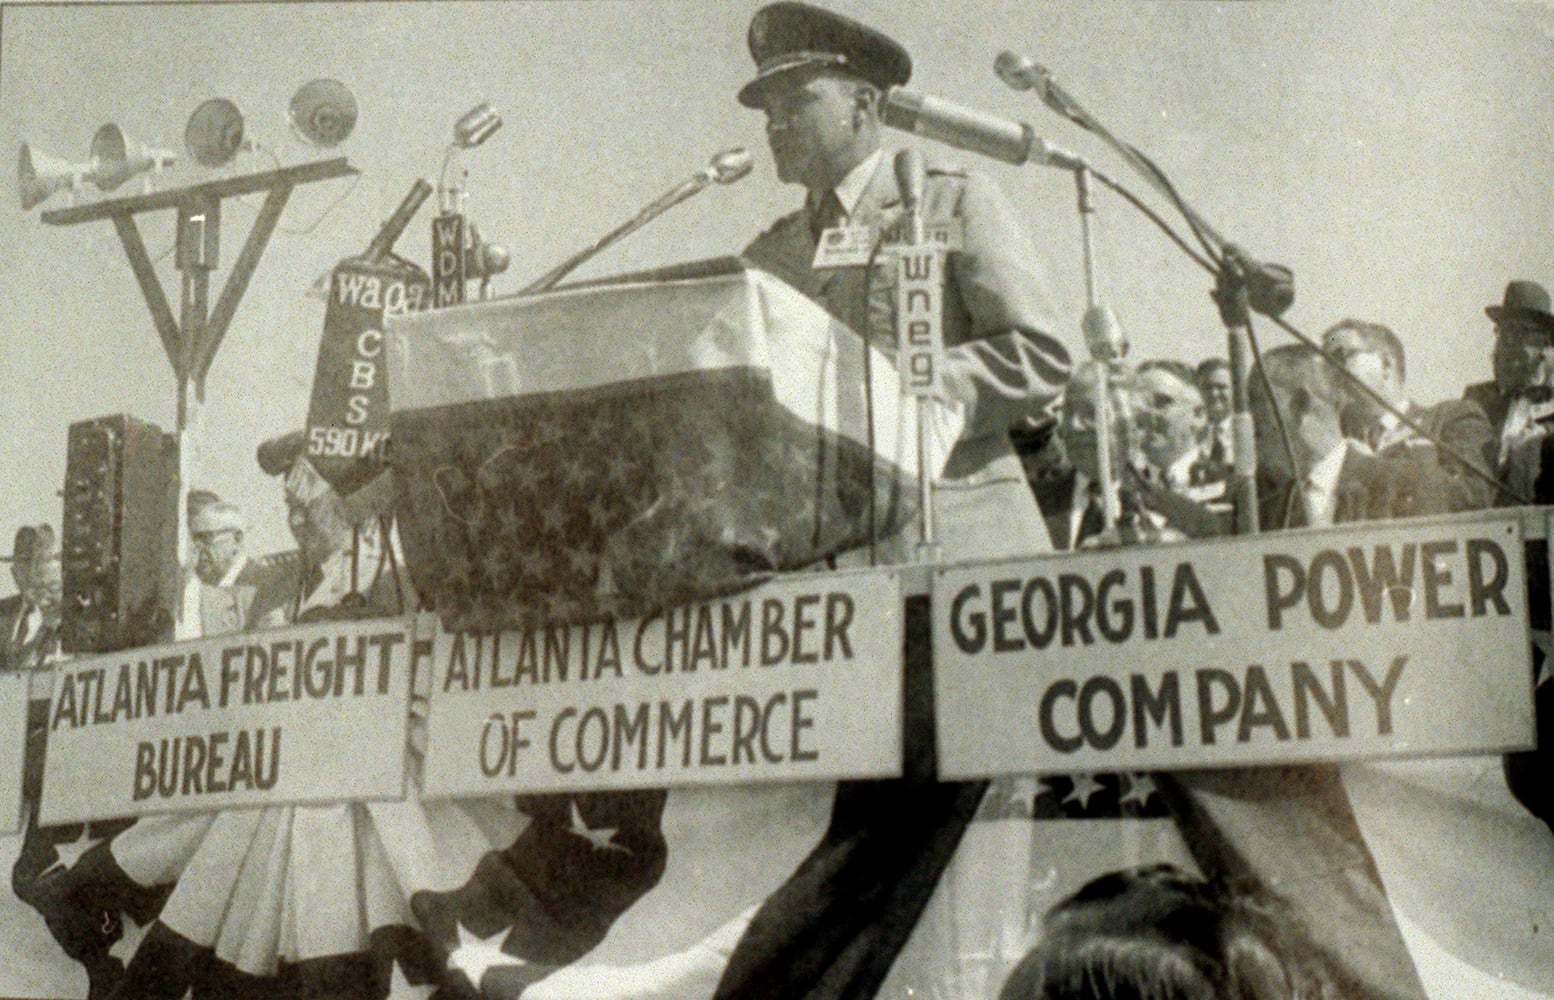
[259,434,412,622]
[1322,317,1494,511]
[1028,361,1138,551]
[1196,356,1234,469]
[177,498,295,639]
[1250,342,1451,528]
[1133,359,1228,504]
[1464,279,1554,485]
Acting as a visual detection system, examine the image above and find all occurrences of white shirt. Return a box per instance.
[1301,441,1349,527]
[828,149,884,221]
[176,552,250,641]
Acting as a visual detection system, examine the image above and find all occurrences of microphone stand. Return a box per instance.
[520,149,753,295]
[1073,166,1127,534]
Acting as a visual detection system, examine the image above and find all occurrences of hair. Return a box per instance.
[999,865,1331,1000]
[1320,318,1405,381]
[1137,359,1201,390]
[1195,357,1231,381]
[1250,343,1344,413]
[11,524,56,565]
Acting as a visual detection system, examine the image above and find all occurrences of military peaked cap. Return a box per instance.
[738,2,911,108]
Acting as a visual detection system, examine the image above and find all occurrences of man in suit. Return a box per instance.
[0,524,62,673]
[1322,317,1495,511]
[1463,280,1554,483]
[738,0,1071,562]
[1134,359,1228,504]
[1195,356,1233,468]
[1250,342,1451,529]
[175,499,294,639]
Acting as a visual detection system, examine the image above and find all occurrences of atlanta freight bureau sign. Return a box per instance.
[39,619,416,824]
[422,569,902,796]
[933,511,1538,777]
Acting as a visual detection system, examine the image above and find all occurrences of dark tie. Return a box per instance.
[809,190,845,244]
[1075,485,1105,548]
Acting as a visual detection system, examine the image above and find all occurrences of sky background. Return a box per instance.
[0,0,1552,556]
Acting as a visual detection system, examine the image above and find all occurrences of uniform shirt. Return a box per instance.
[742,153,1070,562]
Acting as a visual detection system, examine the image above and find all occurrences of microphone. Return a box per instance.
[993,50,1046,94]
[880,87,1084,171]
[706,147,754,185]
[893,148,925,244]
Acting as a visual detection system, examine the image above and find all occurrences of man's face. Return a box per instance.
[287,493,350,569]
[17,548,61,616]
[1492,317,1554,397]
[1134,368,1206,472]
[191,516,243,585]
[1322,327,1395,420]
[758,72,868,190]
[1251,368,1343,480]
[1058,367,1132,479]
[1197,365,1232,424]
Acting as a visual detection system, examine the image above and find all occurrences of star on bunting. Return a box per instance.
[108,911,150,964]
[568,800,627,853]
[42,827,99,877]
[1062,773,1104,810]
[386,959,437,1000]
[1118,773,1158,808]
[447,922,525,988]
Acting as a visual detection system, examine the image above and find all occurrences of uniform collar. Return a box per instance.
[825,148,884,219]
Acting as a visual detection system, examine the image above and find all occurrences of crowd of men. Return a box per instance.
[1020,278,1554,551]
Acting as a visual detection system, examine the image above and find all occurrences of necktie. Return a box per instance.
[1075,485,1105,548]
[809,190,845,244]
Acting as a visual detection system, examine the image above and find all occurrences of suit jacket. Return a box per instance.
[1259,444,1453,530]
[743,155,1070,562]
[1357,397,1496,511]
[184,551,301,638]
[0,594,59,673]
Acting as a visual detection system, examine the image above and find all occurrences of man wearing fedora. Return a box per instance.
[737,1,1072,564]
[1464,278,1554,483]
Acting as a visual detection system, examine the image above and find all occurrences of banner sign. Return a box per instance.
[421,568,903,796]
[38,618,418,825]
[304,257,431,495]
[933,511,1537,777]
[0,674,27,835]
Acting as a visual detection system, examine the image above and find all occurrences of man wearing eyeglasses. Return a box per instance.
[1322,318,1493,512]
[175,499,293,639]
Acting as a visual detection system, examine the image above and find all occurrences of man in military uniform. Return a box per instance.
[738,0,1071,562]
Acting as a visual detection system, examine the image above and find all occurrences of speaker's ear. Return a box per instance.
[185,98,247,168]
[89,123,176,191]
[289,79,357,148]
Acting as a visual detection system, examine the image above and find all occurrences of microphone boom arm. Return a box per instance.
[521,148,752,296]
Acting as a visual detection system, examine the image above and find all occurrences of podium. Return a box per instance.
[385,259,963,630]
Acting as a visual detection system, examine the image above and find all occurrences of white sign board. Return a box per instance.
[422,569,903,795]
[934,511,1537,777]
[39,618,417,824]
[0,674,28,835]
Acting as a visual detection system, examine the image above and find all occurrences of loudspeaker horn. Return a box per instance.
[88,123,176,192]
[289,79,357,148]
[17,141,89,210]
[185,97,248,168]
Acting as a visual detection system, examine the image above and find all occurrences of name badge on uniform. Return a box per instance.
[811,224,877,269]
[811,220,968,270]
